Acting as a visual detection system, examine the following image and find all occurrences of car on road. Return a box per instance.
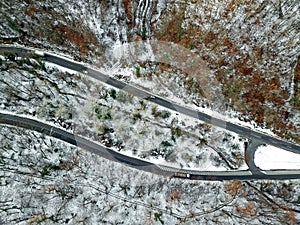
[146,95,155,100]
[174,172,191,179]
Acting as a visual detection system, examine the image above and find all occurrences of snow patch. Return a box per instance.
[45,62,78,74]
[255,145,300,170]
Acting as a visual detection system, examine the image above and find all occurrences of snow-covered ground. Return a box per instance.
[255,145,300,170]
[1,0,300,224]
[0,55,248,171]
[1,125,299,225]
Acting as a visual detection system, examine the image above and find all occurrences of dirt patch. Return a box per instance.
[53,25,97,55]
[123,0,133,28]
[153,1,300,142]
[26,4,36,17]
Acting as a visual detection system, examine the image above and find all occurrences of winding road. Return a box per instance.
[1,45,300,180]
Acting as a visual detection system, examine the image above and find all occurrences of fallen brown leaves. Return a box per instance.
[224,180,242,196]
[53,25,96,55]
[166,189,181,202]
[237,201,256,216]
[154,1,300,144]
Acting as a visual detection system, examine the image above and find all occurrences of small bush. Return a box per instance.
[94,107,112,120]
[171,126,182,137]
[152,108,171,119]
[40,164,60,177]
[224,180,242,195]
[161,141,173,147]
[134,65,141,77]
[109,89,117,99]
[116,91,127,102]
[130,111,142,121]
[154,212,163,222]
[141,26,147,39]
[166,190,181,202]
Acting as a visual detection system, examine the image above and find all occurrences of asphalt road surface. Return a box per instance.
[42,51,300,155]
[1,45,300,180]
[1,112,300,180]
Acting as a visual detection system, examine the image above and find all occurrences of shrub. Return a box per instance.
[40,164,60,177]
[166,190,181,202]
[154,212,163,223]
[130,110,142,121]
[152,108,171,119]
[94,107,111,120]
[224,180,242,195]
[171,126,182,137]
[134,65,141,77]
[116,91,127,102]
[109,89,117,99]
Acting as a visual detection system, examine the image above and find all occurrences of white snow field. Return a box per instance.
[255,145,300,170]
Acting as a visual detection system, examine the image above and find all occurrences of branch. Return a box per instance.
[246,181,300,213]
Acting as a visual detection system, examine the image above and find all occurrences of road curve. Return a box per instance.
[1,113,300,180]
[245,141,265,175]
[0,113,169,176]
[1,46,300,180]
[42,48,300,174]
[42,51,300,155]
